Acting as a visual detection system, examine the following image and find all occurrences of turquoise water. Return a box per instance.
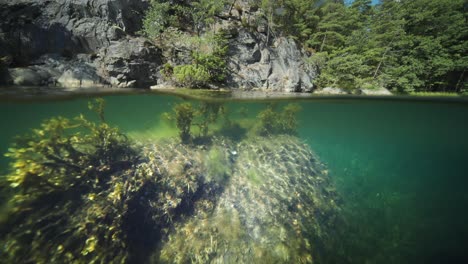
[1,94,467,263]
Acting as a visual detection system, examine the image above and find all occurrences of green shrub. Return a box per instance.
[173,65,211,88]
[171,32,229,88]
[192,51,227,82]
[161,63,174,80]
[141,1,173,40]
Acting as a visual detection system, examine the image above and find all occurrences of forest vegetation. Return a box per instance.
[142,0,467,93]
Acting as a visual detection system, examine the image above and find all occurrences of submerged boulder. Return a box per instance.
[157,136,343,263]
[0,131,342,263]
[0,132,345,263]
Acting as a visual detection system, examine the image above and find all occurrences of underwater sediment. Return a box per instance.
[0,101,344,263]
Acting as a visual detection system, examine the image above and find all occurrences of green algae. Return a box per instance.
[204,146,231,184]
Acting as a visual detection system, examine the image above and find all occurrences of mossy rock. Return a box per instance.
[1,133,345,263]
[155,136,345,263]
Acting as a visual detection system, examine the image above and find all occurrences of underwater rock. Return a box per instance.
[155,136,344,263]
[0,132,344,263]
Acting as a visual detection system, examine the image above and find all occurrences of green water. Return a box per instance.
[1,94,467,263]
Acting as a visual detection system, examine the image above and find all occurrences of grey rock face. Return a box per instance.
[8,54,104,88]
[98,37,162,88]
[0,0,161,88]
[0,0,150,63]
[313,87,350,95]
[1,0,316,91]
[9,68,50,86]
[226,29,316,93]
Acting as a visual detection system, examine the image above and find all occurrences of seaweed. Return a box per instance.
[0,99,144,263]
[174,102,195,144]
[255,103,302,136]
[0,98,345,264]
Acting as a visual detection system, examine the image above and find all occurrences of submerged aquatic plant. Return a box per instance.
[3,99,137,196]
[256,103,302,136]
[171,101,239,144]
[174,102,195,143]
[170,101,303,143]
[0,99,227,263]
[0,99,142,263]
[0,98,343,264]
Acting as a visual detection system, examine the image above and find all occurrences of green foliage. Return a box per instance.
[142,0,466,93]
[173,64,211,88]
[192,0,227,34]
[161,62,174,80]
[256,103,302,136]
[142,1,229,88]
[308,0,467,93]
[142,0,227,37]
[168,32,229,88]
[141,1,173,39]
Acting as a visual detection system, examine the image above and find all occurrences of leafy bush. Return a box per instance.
[192,51,227,82]
[141,1,173,39]
[169,32,229,88]
[173,64,211,88]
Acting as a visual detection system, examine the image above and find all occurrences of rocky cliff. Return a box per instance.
[0,0,317,92]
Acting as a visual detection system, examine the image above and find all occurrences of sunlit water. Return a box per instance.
[1,94,467,263]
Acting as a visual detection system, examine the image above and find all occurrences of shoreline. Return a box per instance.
[0,85,465,103]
